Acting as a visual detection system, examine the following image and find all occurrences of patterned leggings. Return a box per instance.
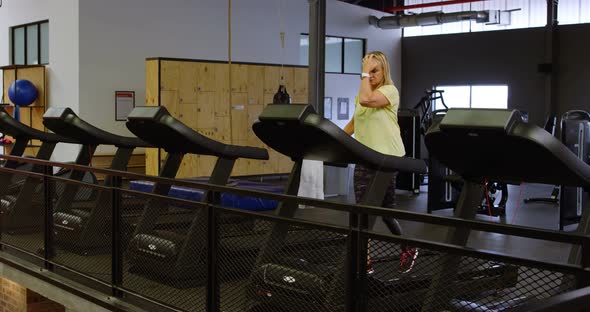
[354,164,402,236]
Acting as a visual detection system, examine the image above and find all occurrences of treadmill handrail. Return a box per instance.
[253,104,426,173]
[0,107,77,144]
[126,106,268,160]
[43,107,151,148]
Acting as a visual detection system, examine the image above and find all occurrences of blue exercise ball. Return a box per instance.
[8,79,38,107]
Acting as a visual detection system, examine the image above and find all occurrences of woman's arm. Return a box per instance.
[344,118,354,135]
[359,87,390,108]
[358,55,391,108]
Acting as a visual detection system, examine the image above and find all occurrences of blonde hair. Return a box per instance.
[367,51,393,87]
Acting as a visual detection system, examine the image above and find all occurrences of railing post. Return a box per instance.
[111,176,124,297]
[206,191,220,312]
[357,211,370,312]
[346,209,360,312]
[43,164,54,270]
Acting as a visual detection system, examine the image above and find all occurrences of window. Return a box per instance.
[434,85,508,110]
[403,0,547,38]
[299,34,365,74]
[11,20,49,65]
[558,0,590,25]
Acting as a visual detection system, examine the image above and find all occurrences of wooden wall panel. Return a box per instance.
[247,66,264,106]
[196,91,216,129]
[145,60,160,176]
[145,60,159,106]
[12,67,45,107]
[160,61,180,91]
[2,69,15,103]
[197,63,216,92]
[177,154,197,179]
[148,58,307,177]
[230,64,248,93]
[292,67,309,103]
[1,65,47,158]
[230,93,248,143]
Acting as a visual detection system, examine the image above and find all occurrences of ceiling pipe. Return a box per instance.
[384,0,487,13]
[369,9,512,29]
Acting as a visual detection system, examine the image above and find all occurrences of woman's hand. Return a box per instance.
[362,54,377,73]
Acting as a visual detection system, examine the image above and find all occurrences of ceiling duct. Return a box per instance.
[369,10,514,29]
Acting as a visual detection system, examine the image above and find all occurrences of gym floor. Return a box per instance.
[297,182,575,264]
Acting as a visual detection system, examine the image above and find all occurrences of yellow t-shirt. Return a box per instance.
[353,84,405,157]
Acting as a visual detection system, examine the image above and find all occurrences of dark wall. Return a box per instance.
[401,24,590,128]
[557,24,590,116]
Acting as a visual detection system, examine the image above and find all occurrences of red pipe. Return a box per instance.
[384,0,487,13]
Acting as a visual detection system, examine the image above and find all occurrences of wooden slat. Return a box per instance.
[177,154,197,179]
[145,148,159,176]
[145,59,159,106]
[2,69,15,105]
[230,93,248,143]
[230,64,248,93]
[179,62,198,104]
[197,63,216,92]
[196,91,216,129]
[177,102,197,129]
[292,67,309,103]
[197,155,216,176]
[247,66,264,106]
[160,60,180,91]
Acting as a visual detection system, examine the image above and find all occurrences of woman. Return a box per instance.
[343,51,418,274]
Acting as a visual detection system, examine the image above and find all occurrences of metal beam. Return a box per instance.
[308,0,326,116]
[544,0,559,117]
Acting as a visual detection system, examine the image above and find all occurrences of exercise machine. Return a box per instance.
[415,90,508,217]
[125,106,269,283]
[42,107,151,253]
[423,108,590,311]
[246,104,516,312]
[0,107,82,232]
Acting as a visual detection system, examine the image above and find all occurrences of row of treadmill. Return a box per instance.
[0,104,589,312]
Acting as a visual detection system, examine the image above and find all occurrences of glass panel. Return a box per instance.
[471,85,509,109]
[506,0,530,30]
[343,38,363,74]
[582,0,590,23]
[13,27,25,65]
[434,85,470,110]
[40,22,49,64]
[299,34,309,66]
[558,0,580,25]
[529,0,548,27]
[325,37,342,73]
[26,24,39,65]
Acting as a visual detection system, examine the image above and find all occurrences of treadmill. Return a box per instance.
[246,104,518,312]
[42,107,152,253]
[125,106,269,283]
[423,108,590,311]
[0,107,81,232]
[125,106,347,286]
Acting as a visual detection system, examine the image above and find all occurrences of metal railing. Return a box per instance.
[0,154,589,312]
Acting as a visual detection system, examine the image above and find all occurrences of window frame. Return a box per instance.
[11,20,49,65]
[300,33,366,75]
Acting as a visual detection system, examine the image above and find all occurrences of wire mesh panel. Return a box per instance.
[218,208,350,312]
[50,177,112,283]
[0,170,45,254]
[121,189,208,312]
[365,237,576,312]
